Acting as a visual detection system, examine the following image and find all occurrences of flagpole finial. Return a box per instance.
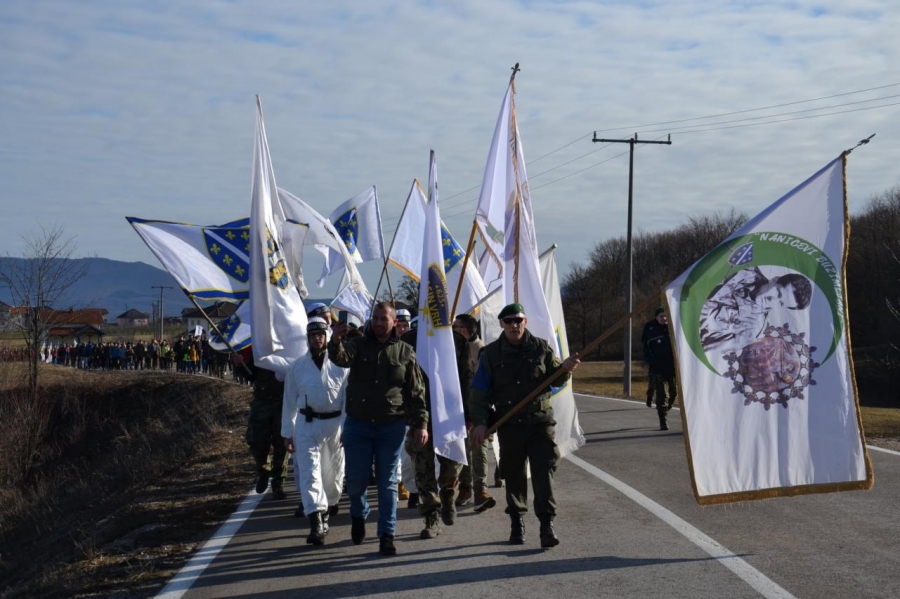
[510,62,520,80]
[845,133,875,155]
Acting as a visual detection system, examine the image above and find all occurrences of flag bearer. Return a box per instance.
[470,303,580,548]
[282,317,348,546]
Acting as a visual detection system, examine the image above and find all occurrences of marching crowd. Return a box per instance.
[2,336,249,380]
[247,301,582,556]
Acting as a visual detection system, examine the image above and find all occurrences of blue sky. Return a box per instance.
[2,0,898,294]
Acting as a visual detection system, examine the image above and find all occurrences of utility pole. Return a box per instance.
[592,132,672,396]
[151,285,173,340]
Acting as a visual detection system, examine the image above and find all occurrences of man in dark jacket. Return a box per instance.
[328,301,428,556]
[642,307,677,431]
[470,303,580,548]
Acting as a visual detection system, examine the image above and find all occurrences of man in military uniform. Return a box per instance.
[328,301,428,556]
[247,353,289,500]
[401,326,472,539]
[471,303,580,548]
[641,307,676,431]
[453,313,496,511]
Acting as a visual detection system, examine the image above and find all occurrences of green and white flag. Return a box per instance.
[664,154,873,505]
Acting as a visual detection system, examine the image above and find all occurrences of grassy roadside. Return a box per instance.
[572,361,900,441]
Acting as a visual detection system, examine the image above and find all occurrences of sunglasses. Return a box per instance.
[502,316,525,325]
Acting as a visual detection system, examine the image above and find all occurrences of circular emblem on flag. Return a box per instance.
[679,232,843,409]
[723,323,819,410]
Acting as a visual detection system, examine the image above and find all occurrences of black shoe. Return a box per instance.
[539,515,560,548]
[420,511,442,539]
[493,467,503,488]
[379,533,396,555]
[659,414,668,431]
[646,397,653,408]
[407,493,420,509]
[270,485,286,500]
[306,512,326,546]
[509,513,525,545]
[327,504,339,517]
[294,503,305,518]
[440,488,457,526]
[255,472,268,494]
[322,511,330,536]
[351,517,366,545]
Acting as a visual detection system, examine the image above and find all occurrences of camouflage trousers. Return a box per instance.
[648,373,677,416]
[405,431,462,516]
[246,398,288,484]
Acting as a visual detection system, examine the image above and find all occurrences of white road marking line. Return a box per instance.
[565,454,796,599]
[574,392,898,456]
[867,444,900,456]
[154,489,265,599]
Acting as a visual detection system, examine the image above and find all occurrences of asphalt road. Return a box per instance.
[160,393,900,599]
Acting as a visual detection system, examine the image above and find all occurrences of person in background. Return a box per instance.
[642,307,677,431]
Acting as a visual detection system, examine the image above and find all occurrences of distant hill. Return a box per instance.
[0,257,194,322]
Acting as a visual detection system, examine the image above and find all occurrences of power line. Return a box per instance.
[594,81,900,133]
[641,100,900,135]
[638,94,900,135]
[382,86,899,228]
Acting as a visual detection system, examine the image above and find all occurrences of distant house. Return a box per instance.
[46,324,105,346]
[181,302,238,335]
[0,307,107,344]
[117,309,149,327]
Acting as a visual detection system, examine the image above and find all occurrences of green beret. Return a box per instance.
[498,303,525,320]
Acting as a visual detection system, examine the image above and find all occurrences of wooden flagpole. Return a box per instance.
[483,294,658,437]
[450,221,479,318]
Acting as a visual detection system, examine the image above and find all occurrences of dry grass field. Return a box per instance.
[572,360,900,446]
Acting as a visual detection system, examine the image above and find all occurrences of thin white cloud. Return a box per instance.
[1,0,898,281]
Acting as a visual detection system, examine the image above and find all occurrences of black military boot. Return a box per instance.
[321,511,330,537]
[407,492,420,509]
[351,517,366,545]
[509,513,525,545]
[270,483,286,501]
[306,512,325,546]
[440,488,457,526]
[539,515,560,548]
[255,470,269,494]
[420,510,442,539]
[293,502,305,518]
[659,411,668,431]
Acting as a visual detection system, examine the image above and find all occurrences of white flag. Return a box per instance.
[277,188,374,320]
[476,75,557,353]
[249,96,307,374]
[416,151,467,465]
[126,217,250,302]
[321,186,385,280]
[664,155,873,504]
[471,245,584,459]
[389,180,488,316]
[540,247,585,457]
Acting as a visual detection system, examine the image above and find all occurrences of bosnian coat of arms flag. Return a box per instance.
[664,154,873,505]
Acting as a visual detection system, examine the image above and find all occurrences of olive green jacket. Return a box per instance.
[328,329,428,428]
[470,329,569,427]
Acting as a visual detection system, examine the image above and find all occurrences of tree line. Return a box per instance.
[562,186,900,361]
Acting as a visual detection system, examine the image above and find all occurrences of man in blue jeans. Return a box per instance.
[328,302,428,555]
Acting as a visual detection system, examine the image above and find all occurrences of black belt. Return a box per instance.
[299,408,342,422]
